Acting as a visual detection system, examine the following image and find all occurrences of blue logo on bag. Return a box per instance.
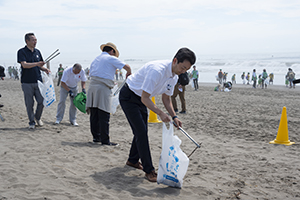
[165,145,179,179]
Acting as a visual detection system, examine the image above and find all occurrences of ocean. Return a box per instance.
[11,52,298,86]
[124,52,300,86]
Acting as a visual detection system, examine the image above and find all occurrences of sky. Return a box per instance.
[0,0,300,68]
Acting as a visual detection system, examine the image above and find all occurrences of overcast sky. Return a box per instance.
[1,0,300,67]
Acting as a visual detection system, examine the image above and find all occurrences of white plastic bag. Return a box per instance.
[111,84,119,114]
[38,72,56,108]
[157,123,189,188]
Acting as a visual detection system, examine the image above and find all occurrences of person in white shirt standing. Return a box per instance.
[119,47,196,182]
[55,63,87,126]
[86,42,131,146]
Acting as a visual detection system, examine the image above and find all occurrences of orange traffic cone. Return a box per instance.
[148,97,162,123]
[269,107,295,146]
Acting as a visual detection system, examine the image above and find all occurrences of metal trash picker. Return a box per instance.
[44,49,60,63]
[173,121,201,158]
[113,79,127,96]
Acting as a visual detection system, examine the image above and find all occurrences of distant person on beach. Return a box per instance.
[258,75,262,87]
[115,69,119,81]
[55,63,87,126]
[17,33,50,129]
[252,69,257,88]
[171,72,189,114]
[231,74,236,84]
[286,68,295,88]
[119,69,123,80]
[223,72,227,82]
[86,42,131,146]
[119,47,196,182]
[0,65,5,80]
[269,73,274,85]
[57,64,64,86]
[191,65,199,90]
[262,69,268,89]
[241,72,245,84]
[218,69,223,84]
[246,72,250,85]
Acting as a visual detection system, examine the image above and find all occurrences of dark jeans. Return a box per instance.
[119,84,154,173]
[253,80,257,88]
[89,107,110,144]
[193,78,198,90]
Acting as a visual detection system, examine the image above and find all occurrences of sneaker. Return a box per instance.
[102,142,119,146]
[145,170,157,182]
[126,160,143,170]
[174,109,178,112]
[36,119,43,126]
[0,104,3,107]
[71,121,78,126]
[28,124,35,129]
[54,120,60,125]
[179,111,186,114]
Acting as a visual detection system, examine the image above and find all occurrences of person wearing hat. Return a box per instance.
[119,47,196,182]
[86,42,131,146]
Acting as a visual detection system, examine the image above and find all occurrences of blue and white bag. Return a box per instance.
[157,123,189,188]
[38,72,56,108]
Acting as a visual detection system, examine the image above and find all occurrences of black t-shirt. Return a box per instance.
[17,46,43,83]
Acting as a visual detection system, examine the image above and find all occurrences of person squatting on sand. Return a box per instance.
[17,33,50,129]
[55,63,87,126]
[86,42,131,146]
[171,71,189,114]
[119,47,196,182]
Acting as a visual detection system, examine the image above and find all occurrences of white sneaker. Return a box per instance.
[28,124,35,129]
[55,120,60,125]
[36,119,43,126]
[71,121,78,126]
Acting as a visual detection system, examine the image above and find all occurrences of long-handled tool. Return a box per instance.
[173,121,201,158]
[44,49,60,63]
[113,79,127,96]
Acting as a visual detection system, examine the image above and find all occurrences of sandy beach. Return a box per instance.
[0,78,299,200]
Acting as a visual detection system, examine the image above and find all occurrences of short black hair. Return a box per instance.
[173,47,196,65]
[25,33,35,42]
[103,46,115,54]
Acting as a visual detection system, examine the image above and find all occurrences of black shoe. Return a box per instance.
[179,111,186,114]
[0,104,3,108]
[174,109,178,112]
[93,139,101,143]
[102,142,119,146]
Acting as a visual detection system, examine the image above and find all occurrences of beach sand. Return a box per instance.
[0,79,299,200]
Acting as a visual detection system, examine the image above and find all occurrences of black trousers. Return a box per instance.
[89,107,110,144]
[119,84,154,173]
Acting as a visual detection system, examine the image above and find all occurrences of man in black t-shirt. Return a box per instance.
[17,33,50,129]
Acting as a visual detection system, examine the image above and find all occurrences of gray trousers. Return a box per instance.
[21,83,44,125]
[56,86,78,123]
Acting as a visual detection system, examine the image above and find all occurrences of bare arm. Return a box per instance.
[20,61,50,74]
[162,93,182,128]
[123,64,132,78]
[61,82,70,92]
[81,81,86,90]
[141,91,170,123]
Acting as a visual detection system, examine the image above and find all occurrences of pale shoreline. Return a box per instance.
[0,78,300,199]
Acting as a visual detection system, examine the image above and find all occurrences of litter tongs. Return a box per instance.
[44,49,60,63]
[172,121,201,158]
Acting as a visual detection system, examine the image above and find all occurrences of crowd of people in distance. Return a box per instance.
[215,68,297,89]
